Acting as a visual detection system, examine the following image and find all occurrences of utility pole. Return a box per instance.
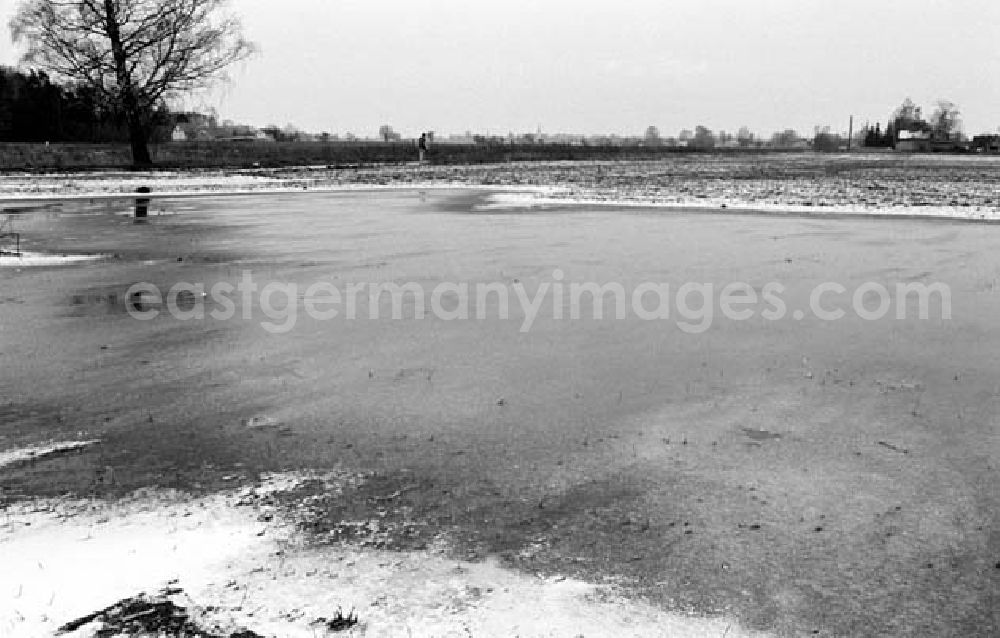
[848,115,854,151]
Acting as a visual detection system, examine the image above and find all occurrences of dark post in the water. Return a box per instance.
[135,186,151,219]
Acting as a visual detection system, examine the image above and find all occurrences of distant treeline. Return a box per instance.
[0,66,171,144]
[0,140,815,171]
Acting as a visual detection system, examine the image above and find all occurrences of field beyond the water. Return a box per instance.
[0,141,707,171]
[4,152,1000,222]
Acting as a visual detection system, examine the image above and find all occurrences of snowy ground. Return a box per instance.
[1,463,764,638]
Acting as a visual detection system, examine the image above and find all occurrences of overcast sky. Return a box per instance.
[4,0,1000,138]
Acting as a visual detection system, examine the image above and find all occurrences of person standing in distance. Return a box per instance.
[418,133,428,163]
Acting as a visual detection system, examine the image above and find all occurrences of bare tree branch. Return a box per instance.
[9,0,256,165]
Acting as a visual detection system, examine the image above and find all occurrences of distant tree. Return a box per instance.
[737,126,754,147]
[0,65,174,143]
[678,129,694,143]
[644,125,662,146]
[261,124,282,142]
[812,125,841,152]
[877,122,890,146]
[863,124,875,147]
[891,97,930,138]
[378,124,398,142]
[884,121,896,148]
[867,122,886,147]
[692,125,715,149]
[281,123,303,142]
[770,129,800,148]
[930,100,962,140]
[893,98,919,126]
[11,0,255,166]
[861,122,886,148]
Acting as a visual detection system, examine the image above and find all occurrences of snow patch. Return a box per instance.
[0,441,100,470]
[0,252,106,267]
[0,472,766,638]
[479,190,1000,221]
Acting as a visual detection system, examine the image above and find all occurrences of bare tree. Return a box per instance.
[893,97,919,123]
[644,125,661,146]
[891,97,928,134]
[692,125,715,150]
[770,129,800,148]
[10,0,255,166]
[378,124,399,142]
[930,100,962,140]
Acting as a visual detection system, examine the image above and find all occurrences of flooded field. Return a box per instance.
[2,189,999,636]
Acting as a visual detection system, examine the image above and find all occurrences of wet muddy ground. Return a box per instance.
[1,189,999,636]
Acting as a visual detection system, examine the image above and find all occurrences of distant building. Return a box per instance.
[932,138,967,153]
[167,112,278,143]
[896,129,932,153]
[971,135,1000,153]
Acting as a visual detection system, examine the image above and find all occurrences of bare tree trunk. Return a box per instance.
[104,0,152,167]
[127,119,152,167]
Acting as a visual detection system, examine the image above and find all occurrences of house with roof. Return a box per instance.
[896,128,932,152]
